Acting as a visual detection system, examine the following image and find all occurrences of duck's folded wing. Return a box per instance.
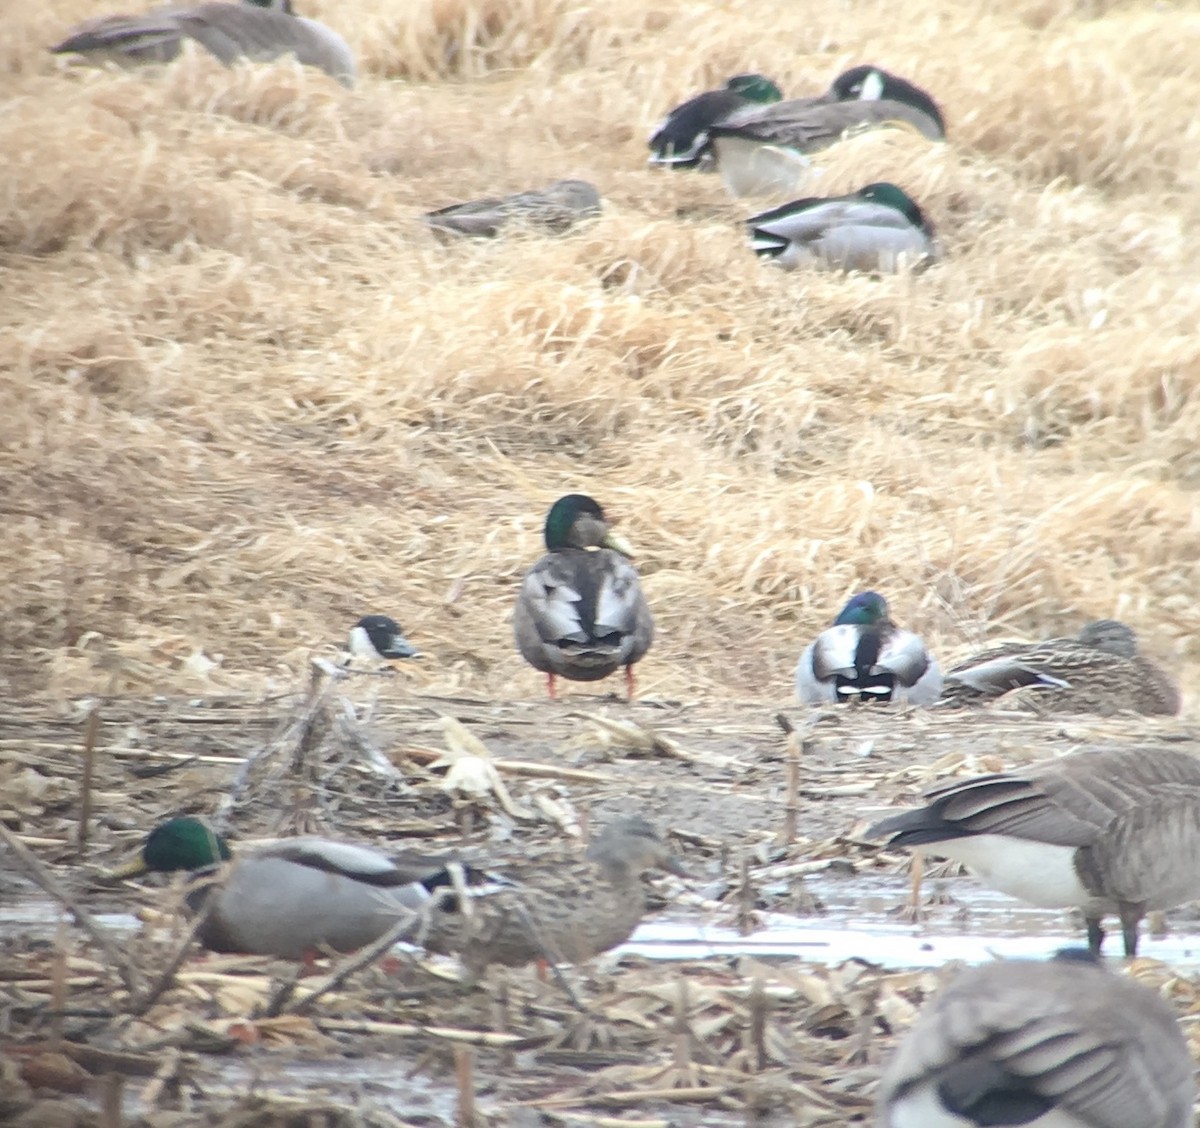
[876,628,935,684]
[593,555,650,636]
[519,563,589,643]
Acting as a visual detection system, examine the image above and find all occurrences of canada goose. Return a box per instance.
[796,591,942,706]
[109,816,476,959]
[513,494,654,700]
[877,953,1194,1128]
[708,65,945,197]
[422,815,683,975]
[347,615,420,663]
[647,73,783,169]
[868,745,1200,955]
[50,0,356,88]
[747,181,938,273]
[939,619,1181,716]
[424,180,601,239]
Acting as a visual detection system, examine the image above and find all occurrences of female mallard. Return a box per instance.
[647,73,784,169]
[795,591,942,706]
[110,816,466,960]
[939,619,1180,715]
[347,614,420,664]
[708,65,946,197]
[513,494,654,699]
[424,180,600,239]
[878,954,1194,1128]
[747,181,938,273]
[422,815,682,976]
[867,745,1200,956]
[50,0,356,87]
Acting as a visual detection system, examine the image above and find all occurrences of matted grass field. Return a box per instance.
[2,0,1198,708]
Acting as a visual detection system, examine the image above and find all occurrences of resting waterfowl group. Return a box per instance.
[868,745,1200,956]
[513,494,654,699]
[647,73,783,169]
[939,619,1181,716]
[877,953,1195,1128]
[422,815,681,976]
[708,65,946,197]
[424,180,602,239]
[109,816,473,960]
[795,591,942,706]
[50,0,356,86]
[747,182,938,273]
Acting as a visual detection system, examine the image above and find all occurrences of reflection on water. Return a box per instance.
[621,870,1200,969]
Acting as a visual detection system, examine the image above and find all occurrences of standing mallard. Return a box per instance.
[421,815,682,976]
[513,494,654,699]
[50,0,356,86]
[939,619,1181,715]
[747,182,938,273]
[647,73,784,170]
[424,180,601,239]
[109,816,471,960]
[877,954,1194,1128]
[708,65,946,197]
[795,591,942,706]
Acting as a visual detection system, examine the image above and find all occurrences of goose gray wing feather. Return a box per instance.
[878,960,1194,1128]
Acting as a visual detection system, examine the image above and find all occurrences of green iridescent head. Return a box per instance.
[834,591,890,627]
[725,74,783,104]
[113,816,231,877]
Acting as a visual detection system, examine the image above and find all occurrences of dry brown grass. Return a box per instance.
[3,0,1199,708]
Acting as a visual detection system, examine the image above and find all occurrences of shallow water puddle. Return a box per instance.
[622,870,1200,968]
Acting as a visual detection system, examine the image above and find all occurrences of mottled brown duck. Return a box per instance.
[939,619,1180,715]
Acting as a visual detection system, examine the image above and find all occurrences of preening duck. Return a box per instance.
[708,65,945,197]
[647,73,783,169]
[795,591,942,706]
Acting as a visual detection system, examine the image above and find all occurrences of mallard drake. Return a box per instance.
[746,181,938,273]
[424,180,601,239]
[421,815,682,976]
[109,816,469,960]
[877,953,1194,1128]
[867,745,1200,956]
[347,615,420,663]
[939,619,1180,716]
[513,494,654,700]
[647,73,783,169]
[50,0,355,87]
[708,65,946,197]
[795,591,942,706]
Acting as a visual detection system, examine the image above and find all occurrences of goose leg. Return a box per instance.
[1117,901,1146,957]
[1085,916,1105,956]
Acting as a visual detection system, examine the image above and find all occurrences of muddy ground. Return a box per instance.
[4,674,1200,1127]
